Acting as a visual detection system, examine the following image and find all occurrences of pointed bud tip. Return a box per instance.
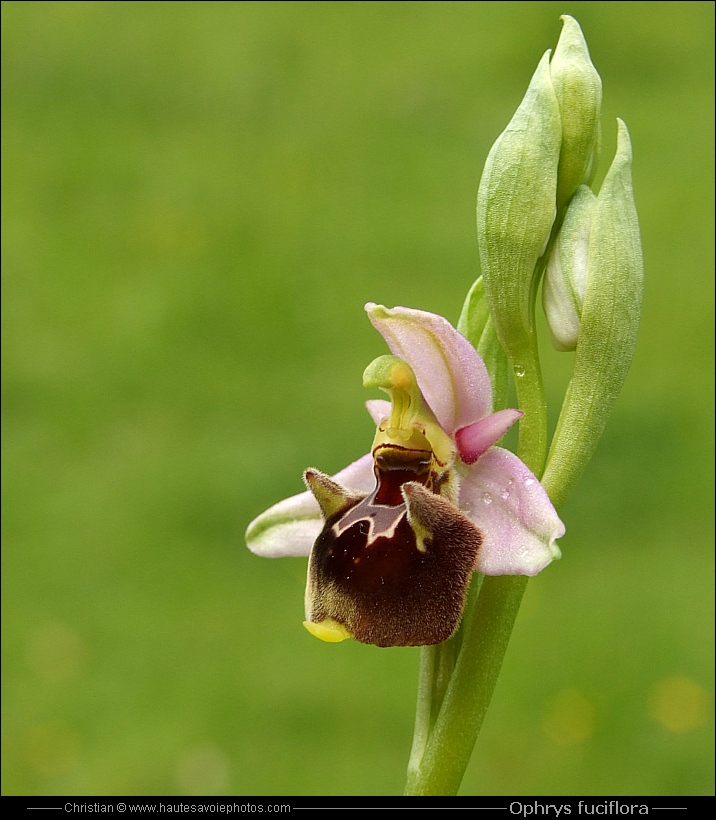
[615,118,633,161]
[554,15,591,60]
[558,15,583,36]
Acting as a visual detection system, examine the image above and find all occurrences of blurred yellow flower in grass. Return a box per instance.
[25,720,79,778]
[649,676,710,734]
[542,688,595,746]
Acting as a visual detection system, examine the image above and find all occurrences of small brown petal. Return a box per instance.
[303,469,367,521]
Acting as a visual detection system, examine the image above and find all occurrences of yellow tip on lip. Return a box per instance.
[303,619,352,643]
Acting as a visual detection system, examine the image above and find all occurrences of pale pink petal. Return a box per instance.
[246,453,375,557]
[365,303,493,434]
[455,409,523,464]
[458,447,564,576]
[366,399,391,426]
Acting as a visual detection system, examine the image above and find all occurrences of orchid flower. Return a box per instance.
[246,304,564,648]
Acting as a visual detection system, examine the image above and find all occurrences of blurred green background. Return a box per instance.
[2,0,713,797]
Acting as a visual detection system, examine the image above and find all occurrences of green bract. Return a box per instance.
[476,50,561,357]
[543,120,643,508]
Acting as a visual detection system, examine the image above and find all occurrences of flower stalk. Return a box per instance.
[406,574,527,795]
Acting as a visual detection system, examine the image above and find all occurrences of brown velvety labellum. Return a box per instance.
[305,446,482,647]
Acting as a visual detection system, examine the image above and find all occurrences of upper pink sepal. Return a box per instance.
[245,453,375,557]
[365,303,493,434]
[458,447,564,576]
[455,409,523,464]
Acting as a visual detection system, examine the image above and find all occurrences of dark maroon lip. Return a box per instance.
[305,453,482,647]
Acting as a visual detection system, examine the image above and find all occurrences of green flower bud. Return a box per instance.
[550,15,603,210]
[477,50,562,356]
[543,120,643,508]
[542,185,597,351]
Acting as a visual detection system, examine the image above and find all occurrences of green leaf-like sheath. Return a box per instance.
[543,119,643,508]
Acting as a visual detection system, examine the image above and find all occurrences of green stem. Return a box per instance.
[407,642,452,779]
[512,262,549,477]
[406,573,483,782]
[510,332,548,476]
[404,575,528,794]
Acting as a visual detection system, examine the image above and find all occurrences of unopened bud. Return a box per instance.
[550,15,602,209]
[542,185,597,351]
